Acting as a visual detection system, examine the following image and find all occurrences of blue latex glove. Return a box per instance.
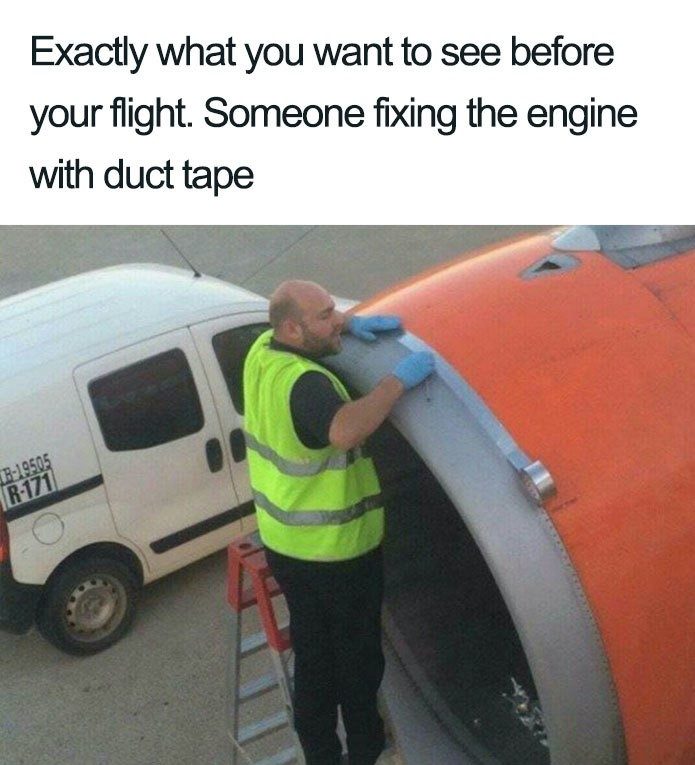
[347,314,402,342]
[392,352,436,390]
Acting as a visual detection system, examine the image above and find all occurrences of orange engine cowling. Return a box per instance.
[331,226,695,765]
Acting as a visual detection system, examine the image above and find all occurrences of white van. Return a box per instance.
[0,264,270,653]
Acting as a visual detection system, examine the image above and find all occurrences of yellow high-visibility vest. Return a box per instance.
[243,330,384,561]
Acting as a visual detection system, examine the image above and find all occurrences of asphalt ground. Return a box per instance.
[0,225,546,765]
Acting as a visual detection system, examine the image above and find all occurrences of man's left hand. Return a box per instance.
[347,315,402,342]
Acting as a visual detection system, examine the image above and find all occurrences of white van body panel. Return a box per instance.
[0,264,268,591]
[74,328,241,582]
[0,362,117,585]
[8,488,142,586]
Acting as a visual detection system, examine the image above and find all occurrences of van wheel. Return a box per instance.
[38,558,138,655]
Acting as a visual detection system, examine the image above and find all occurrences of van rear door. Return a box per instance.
[189,313,269,506]
[74,329,243,578]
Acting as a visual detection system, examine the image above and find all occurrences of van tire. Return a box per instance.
[37,558,138,655]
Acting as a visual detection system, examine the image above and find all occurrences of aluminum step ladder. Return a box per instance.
[226,532,305,765]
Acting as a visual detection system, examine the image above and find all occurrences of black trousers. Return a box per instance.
[265,546,386,765]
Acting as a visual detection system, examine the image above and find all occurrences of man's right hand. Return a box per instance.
[392,351,436,390]
[329,351,436,450]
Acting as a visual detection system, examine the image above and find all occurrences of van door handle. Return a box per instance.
[206,438,223,473]
[230,429,246,463]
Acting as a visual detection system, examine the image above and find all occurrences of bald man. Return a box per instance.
[243,281,434,765]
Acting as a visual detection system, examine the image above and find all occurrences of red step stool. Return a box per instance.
[225,532,304,765]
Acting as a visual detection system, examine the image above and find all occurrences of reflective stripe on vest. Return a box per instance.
[252,489,383,526]
[244,431,363,476]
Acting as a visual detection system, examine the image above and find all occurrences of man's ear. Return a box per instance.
[281,317,303,344]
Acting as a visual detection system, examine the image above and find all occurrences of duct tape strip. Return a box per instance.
[398,333,530,470]
[398,333,556,502]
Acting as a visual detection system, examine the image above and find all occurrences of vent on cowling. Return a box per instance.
[520,253,581,280]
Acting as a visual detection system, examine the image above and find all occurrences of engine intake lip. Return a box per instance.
[326,332,626,765]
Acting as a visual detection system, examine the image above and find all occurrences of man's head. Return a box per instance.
[269,280,344,357]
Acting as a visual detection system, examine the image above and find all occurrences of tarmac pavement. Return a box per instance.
[0,225,546,765]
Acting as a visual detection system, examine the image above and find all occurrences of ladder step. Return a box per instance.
[240,672,279,702]
[239,711,289,745]
[241,624,290,657]
[241,630,268,656]
[255,746,299,765]
[238,577,283,610]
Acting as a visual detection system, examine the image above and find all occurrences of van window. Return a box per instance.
[89,349,204,451]
[212,324,269,414]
